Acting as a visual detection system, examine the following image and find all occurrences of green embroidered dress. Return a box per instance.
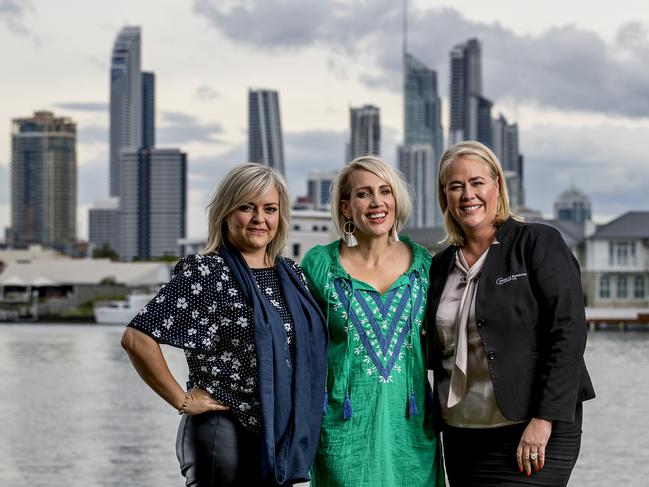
[301,236,445,487]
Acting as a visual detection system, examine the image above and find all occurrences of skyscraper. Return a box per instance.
[142,71,155,149]
[248,89,285,175]
[306,171,337,210]
[348,105,380,161]
[398,145,436,228]
[10,111,76,249]
[119,148,186,261]
[401,52,443,227]
[88,197,121,255]
[449,38,492,146]
[492,114,524,207]
[110,26,142,197]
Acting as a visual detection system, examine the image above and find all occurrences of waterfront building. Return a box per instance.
[9,111,76,251]
[88,197,121,255]
[306,171,337,211]
[248,88,285,175]
[398,145,438,228]
[110,26,142,197]
[348,104,380,161]
[554,186,592,225]
[119,148,186,261]
[582,212,649,309]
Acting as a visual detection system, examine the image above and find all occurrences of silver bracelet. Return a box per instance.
[178,388,192,415]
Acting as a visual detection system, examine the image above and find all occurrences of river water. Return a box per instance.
[0,324,646,486]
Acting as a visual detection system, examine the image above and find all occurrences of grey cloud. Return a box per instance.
[194,1,649,118]
[195,85,221,101]
[78,150,110,205]
[0,0,33,36]
[159,111,224,144]
[523,123,649,220]
[78,125,108,145]
[55,102,108,112]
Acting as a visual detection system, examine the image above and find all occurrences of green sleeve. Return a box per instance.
[300,245,330,305]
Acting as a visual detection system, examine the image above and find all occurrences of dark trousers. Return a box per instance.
[443,404,583,487]
[178,411,290,487]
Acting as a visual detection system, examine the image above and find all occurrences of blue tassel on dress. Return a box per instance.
[343,392,353,420]
[409,392,419,416]
[322,388,329,414]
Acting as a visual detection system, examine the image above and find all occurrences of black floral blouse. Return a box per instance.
[128,253,303,434]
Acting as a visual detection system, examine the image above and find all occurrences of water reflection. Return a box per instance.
[0,325,647,486]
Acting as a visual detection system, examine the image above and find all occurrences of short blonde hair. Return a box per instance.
[330,156,412,239]
[203,163,290,263]
[438,141,517,246]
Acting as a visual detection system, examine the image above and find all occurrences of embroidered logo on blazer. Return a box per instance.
[496,273,527,285]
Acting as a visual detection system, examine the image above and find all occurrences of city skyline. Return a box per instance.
[2,0,649,240]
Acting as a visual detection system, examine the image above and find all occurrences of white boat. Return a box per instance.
[93,293,155,325]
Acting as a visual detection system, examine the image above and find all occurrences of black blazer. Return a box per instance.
[427,218,595,423]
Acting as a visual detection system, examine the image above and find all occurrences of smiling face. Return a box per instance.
[226,186,280,258]
[340,169,396,240]
[443,156,500,238]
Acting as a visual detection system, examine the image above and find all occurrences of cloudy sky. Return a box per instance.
[2,0,649,240]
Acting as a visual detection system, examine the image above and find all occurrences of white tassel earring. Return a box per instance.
[392,226,400,242]
[343,219,358,247]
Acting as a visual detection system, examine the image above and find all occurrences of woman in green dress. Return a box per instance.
[301,156,445,487]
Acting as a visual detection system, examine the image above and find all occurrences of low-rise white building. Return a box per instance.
[582,212,649,309]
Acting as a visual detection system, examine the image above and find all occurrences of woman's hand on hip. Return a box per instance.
[516,417,552,477]
[184,387,230,415]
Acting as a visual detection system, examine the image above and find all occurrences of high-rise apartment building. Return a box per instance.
[348,105,380,161]
[119,148,186,261]
[449,38,492,146]
[88,197,121,254]
[110,26,142,197]
[142,71,155,149]
[10,111,77,250]
[306,171,337,210]
[398,145,437,228]
[248,89,285,175]
[401,53,443,227]
[404,53,443,164]
[492,114,524,207]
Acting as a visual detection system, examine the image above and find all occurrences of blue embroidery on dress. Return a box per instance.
[333,274,423,381]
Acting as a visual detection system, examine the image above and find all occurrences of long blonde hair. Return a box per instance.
[203,163,290,263]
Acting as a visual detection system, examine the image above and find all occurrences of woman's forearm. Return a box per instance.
[121,327,185,411]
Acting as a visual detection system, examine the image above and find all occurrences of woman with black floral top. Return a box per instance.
[121,163,328,487]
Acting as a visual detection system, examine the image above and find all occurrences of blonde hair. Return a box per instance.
[330,156,412,239]
[438,140,518,246]
[203,163,290,263]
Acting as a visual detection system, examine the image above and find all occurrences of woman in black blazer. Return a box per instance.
[427,141,594,486]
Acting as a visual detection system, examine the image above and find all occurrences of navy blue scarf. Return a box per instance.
[219,244,328,485]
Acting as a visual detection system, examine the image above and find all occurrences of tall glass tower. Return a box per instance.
[449,38,491,146]
[248,89,285,175]
[110,26,142,197]
[348,105,380,161]
[400,53,443,227]
[10,111,77,249]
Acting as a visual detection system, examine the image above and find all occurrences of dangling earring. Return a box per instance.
[391,226,400,242]
[343,219,358,247]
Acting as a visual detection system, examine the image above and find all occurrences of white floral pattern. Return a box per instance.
[128,253,303,434]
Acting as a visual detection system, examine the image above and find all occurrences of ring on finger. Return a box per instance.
[530,452,539,460]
